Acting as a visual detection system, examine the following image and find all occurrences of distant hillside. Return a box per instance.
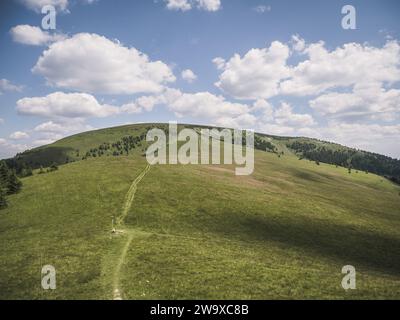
[284,138,400,185]
[3,123,400,184]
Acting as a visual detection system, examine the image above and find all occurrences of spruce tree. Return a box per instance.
[0,187,7,209]
[0,162,8,186]
[0,162,11,209]
[6,170,22,195]
[22,166,33,177]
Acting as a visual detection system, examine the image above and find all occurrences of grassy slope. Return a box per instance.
[120,152,400,299]
[0,156,146,299]
[1,125,400,299]
[14,124,160,167]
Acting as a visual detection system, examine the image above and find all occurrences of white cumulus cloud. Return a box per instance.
[257,101,315,136]
[273,102,315,127]
[0,78,23,94]
[212,57,226,70]
[215,39,400,101]
[165,0,192,11]
[181,69,197,83]
[169,91,249,119]
[32,33,176,95]
[165,0,221,11]
[196,0,221,11]
[215,41,291,100]
[0,139,28,159]
[18,0,97,12]
[16,92,119,119]
[34,119,93,134]
[122,88,253,128]
[281,41,400,96]
[10,25,66,46]
[309,84,400,122]
[321,122,400,159]
[9,131,30,140]
[18,0,69,12]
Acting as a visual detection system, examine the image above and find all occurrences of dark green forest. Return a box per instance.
[287,141,400,184]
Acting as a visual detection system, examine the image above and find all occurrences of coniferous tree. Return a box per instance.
[20,164,33,177]
[0,162,22,208]
[0,163,7,209]
[0,162,8,186]
[0,187,7,209]
[6,170,22,195]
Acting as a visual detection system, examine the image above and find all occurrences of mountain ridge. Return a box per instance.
[4,123,400,184]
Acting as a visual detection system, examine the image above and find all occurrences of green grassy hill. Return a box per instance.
[1,123,400,299]
[8,123,400,184]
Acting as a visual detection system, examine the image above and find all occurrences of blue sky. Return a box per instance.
[0,0,400,159]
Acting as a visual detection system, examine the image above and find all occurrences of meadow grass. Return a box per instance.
[1,127,399,299]
[0,156,146,299]
[121,151,400,299]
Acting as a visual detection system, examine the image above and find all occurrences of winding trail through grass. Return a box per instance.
[117,164,151,226]
[112,164,151,300]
